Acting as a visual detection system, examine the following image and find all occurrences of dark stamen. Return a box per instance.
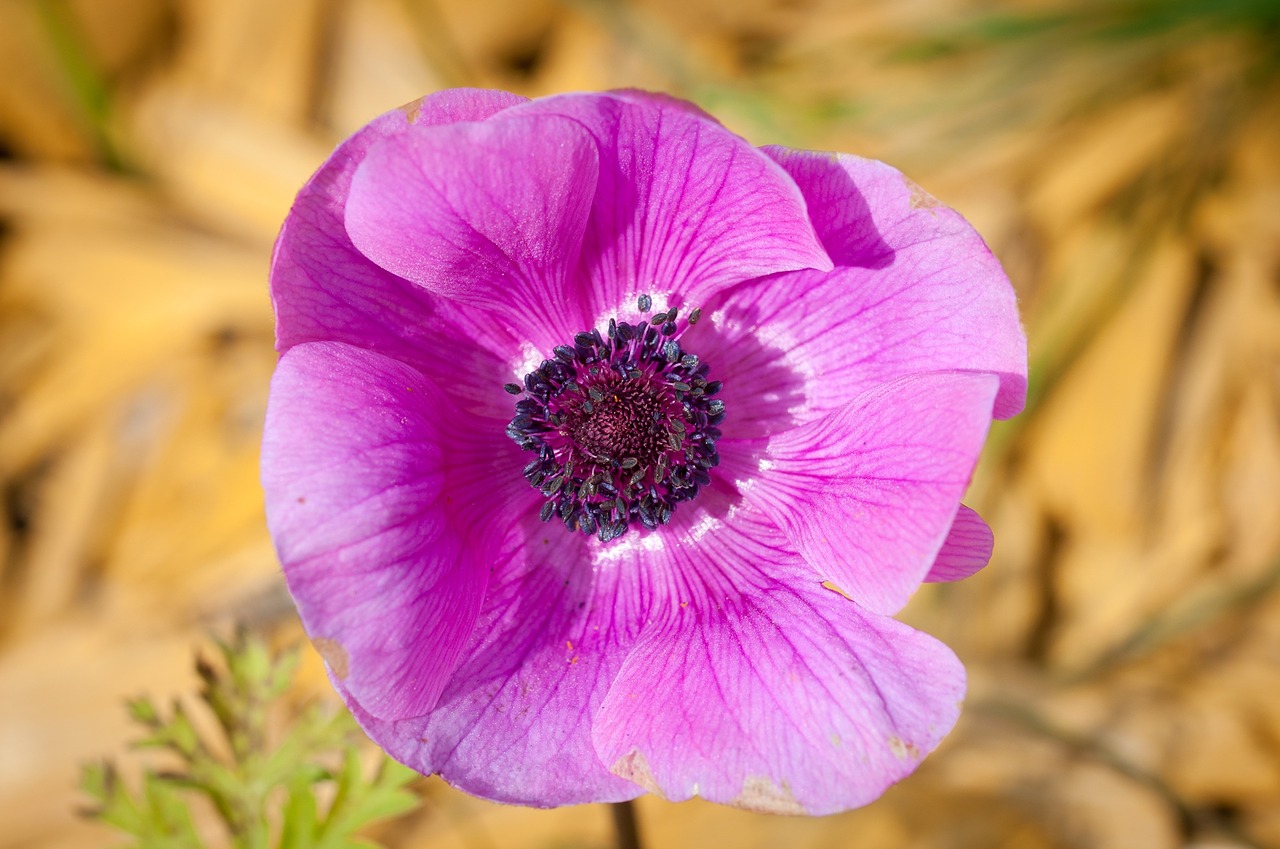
[504,307,723,541]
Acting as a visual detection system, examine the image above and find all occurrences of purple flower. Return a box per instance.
[261,88,1026,814]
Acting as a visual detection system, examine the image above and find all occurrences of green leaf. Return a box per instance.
[314,752,418,849]
[279,775,320,849]
[79,628,420,849]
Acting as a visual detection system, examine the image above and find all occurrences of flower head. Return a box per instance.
[262,88,1027,814]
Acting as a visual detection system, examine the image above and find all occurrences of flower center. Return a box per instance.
[505,297,724,542]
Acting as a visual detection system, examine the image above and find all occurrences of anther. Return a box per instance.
[504,304,725,541]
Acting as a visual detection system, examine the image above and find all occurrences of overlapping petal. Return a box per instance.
[591,488,965,814]
[513,91,832,315]
[261,341,489,721]
[349,513,646,806]
[345,114,600,350]
[761,147,1027,420]
[926,505,995,583]
[270,88,528,417]
[697,260,1020,439]
[263,87,1026,815]
[341,478,965,813]
[745,371,999,614]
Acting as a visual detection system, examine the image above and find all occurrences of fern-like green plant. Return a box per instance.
[80,629,419,849]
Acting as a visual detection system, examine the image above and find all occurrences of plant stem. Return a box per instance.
[610,800,643,849]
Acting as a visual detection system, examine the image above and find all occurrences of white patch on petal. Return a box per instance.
[512,339,546,377]
[683,509,723,544]
[592,529,667,565]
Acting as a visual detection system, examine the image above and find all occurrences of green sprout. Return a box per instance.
[80,629,420,849]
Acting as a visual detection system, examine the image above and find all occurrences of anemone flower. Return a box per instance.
[261,88,1026,815]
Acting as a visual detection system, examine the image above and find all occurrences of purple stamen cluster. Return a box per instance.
[505,297,724,542]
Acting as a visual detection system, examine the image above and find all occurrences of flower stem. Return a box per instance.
[610,800,643,849]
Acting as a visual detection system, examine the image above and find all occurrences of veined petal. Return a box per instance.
[264,87,1025,814]
[344,114,599,351]
[342,479,780,807]
[348,513,646,806]
[699,259,1020,440]
[748,372,999,615]
[761,147,1027,420]
[396,88,528,126]
[261,341,489,721]
[925,505,994,583]
[271,88,528,416]
[592,490,965,815]
[512,91,831,315]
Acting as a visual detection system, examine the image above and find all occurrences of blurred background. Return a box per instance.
[2,0,1279,847]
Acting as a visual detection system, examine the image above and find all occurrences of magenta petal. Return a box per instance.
[347,515,644,806]
[761,147,1027,420]
[344,480,778,807]
[264,87,1028,812]
[271,88,526,368]
[344,114,599,349]
[513,91,831,312]
[750,372,1000,615]
[697,260,1021,440]
[261,341,487,721]
[925,505,994,583]
[396,88,528,126]
[271,89,529,418]
[593,553,965,814]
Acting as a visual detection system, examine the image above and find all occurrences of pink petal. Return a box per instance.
[760,147,1027,420]
[345,513,646,806]
[695,261,1020,440]
[925,505,994,583]
[748,372,1000,615]
[592,494,965,814]
[261,341,490,721]
[272,88,526,351]
[263,90,1020,813]
[342,479,781,807]
[396,88,528,126]
[514,91,831,314]
[331,454,967,812]
[344,114,599,351]
[270,88,527,416]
